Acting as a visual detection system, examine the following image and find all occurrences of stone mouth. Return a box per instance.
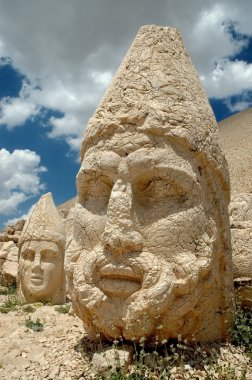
[31,275,43,283]
[99,264,142,281]
[97,264,142,298]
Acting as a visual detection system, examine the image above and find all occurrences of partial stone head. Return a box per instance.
[18,192,66,304]
[229,193,252,307]
[230,193,252,227]
[66,26,234,343]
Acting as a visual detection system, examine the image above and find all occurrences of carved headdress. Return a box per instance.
[76,26,234,328]
[64,25,236,343]
[81,25,230,203]
[19,192,65,249]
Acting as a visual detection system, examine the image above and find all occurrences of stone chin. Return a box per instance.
[21,278,48,294]
[70,239,213,342]
[20,275,55,302]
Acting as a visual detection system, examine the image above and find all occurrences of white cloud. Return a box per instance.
[49,114,82,139]
[202,60,252,98]
[0,148,47,215]
[91,70,113,88]
[228,100,252,112]
[0,0,252,152]
[225,93,252,113]
[6,204,35,226]
[182,3,252,101]
[1,0,252,227]
[0,96,39,129]
[0,193,26,215]
[48,113,85,152]
[0,71,111,150]
[186,4,248,75]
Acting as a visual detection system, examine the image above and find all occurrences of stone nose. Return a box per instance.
[32,252,42,271]
[102,179,143,254]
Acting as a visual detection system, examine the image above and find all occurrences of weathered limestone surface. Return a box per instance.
[18,192,66,304]
[0,241,19,284]
[0,218,25,285]
[0,219,25,244]
[230,193,252,279]
[92,346,134,374]
[0,300,250,380]
[0,304,92,380]
[55,107,252,220]
[65,25,234,343]
[229,193,252,306]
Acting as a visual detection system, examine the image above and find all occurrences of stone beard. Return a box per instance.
[65,129,229,343]
[19,240,64,303]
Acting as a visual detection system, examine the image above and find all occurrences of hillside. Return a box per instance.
[218,107,252,195]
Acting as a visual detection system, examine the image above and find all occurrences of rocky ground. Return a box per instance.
[0,295,96,379]
[0,292,252,380]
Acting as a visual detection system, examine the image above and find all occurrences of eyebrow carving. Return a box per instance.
[155,166,197,191]
[79,151,198,193]
[131,164,197,193]
[41,249,57,255]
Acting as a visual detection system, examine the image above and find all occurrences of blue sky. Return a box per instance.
[0,0,252,229]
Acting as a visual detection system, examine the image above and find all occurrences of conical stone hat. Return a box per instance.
[19,192,65,249]
[81,25,230,202]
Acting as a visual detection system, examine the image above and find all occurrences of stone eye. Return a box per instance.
[88,176,112,199]
[138,177,185,200]
[21,249,34,261]
[78,173,113,211]
[41,250,57,263]
[78,170,110,199]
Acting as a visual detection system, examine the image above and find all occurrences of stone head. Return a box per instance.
[230,193,252,227]
[65,26,234,343]
[229,193,252,307]
[229,193,252,274]
[18,193,66,304]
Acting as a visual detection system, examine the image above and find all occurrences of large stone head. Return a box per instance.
[18,192,66,304]
[66,26,234,343]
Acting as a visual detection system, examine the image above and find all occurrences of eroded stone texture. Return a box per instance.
[0,219,25,247]
[65,25,234,343]
[18,193,66,304]
[1,241,19,284]
[229,193,252,307]
[92,346,134,374]
[0,219,26,285]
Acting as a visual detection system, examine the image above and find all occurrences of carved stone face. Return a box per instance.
[19,240,63,302]
[229,194,252,307]
[229,194,252,279]
[68,130,221,342]
[229,194,252,225]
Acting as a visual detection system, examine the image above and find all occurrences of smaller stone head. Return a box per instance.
[18,193,66,304]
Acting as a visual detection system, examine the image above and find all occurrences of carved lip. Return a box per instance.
[31,275,43,282]
[99,264,142,282]
[97,264,142,297]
